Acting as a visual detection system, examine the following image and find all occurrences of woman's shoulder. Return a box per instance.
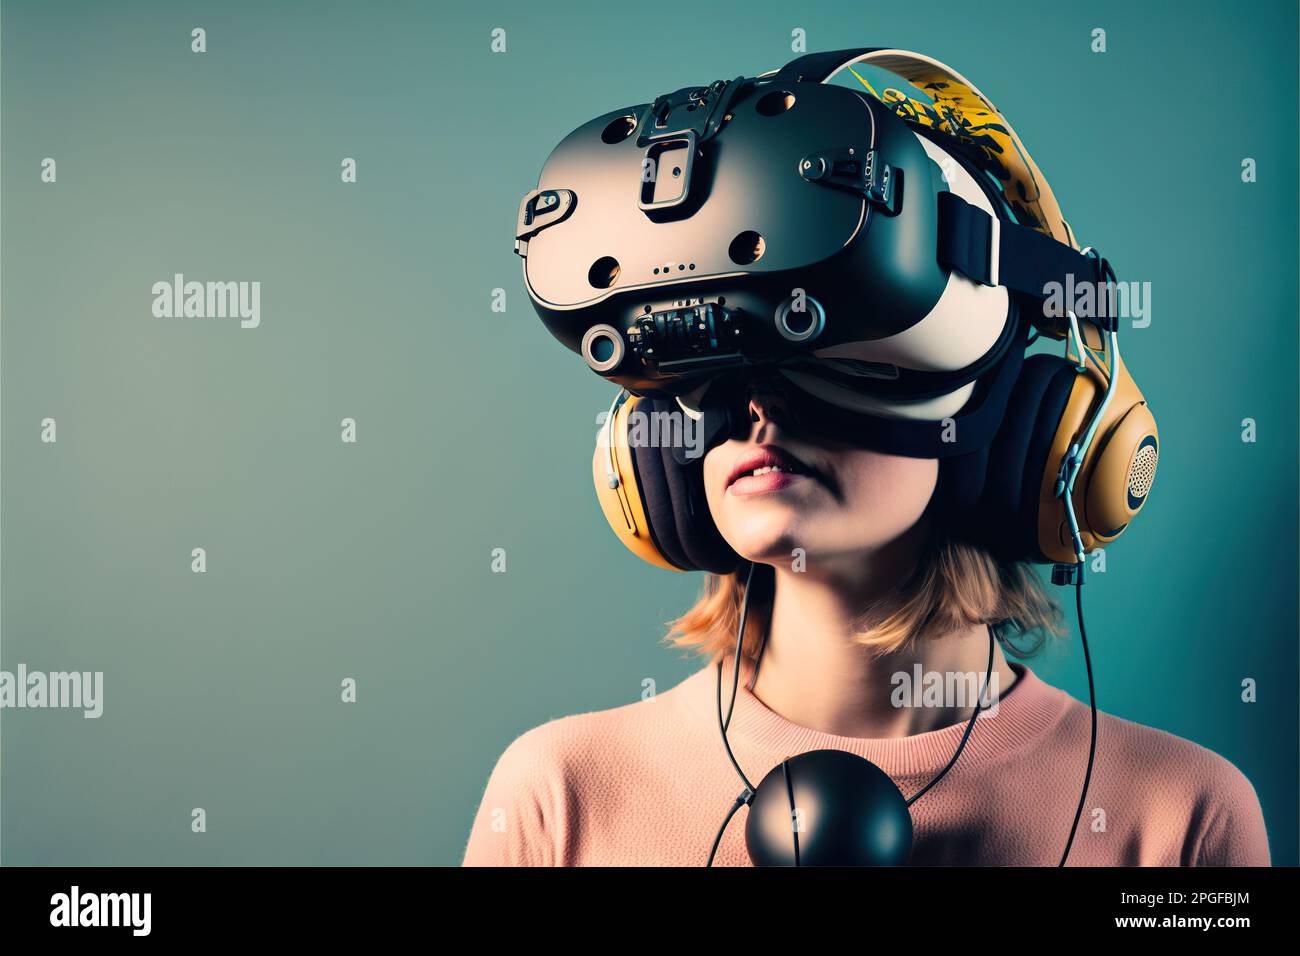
[1079,700,1258,803]
[491,665,713,773]
[462,666,712,866]
[1037,675,1270,865]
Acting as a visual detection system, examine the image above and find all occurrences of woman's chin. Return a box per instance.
[724,516,809,565]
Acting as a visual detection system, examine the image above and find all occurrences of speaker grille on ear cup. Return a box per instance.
[1128,442,1158,501]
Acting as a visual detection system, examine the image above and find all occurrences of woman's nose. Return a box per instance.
[748,383,791,426]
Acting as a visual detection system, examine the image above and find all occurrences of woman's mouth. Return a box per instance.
[726,446,815,497]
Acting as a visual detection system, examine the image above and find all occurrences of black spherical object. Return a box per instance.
[744,749,913,866]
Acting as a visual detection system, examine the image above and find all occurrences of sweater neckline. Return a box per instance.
[686,657,1071,781]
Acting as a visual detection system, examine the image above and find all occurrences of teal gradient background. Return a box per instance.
[2,0,1296,865]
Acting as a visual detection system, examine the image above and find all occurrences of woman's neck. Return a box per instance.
[747,533,1018,739]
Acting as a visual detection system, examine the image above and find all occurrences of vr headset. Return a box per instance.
[517,47,1159,572]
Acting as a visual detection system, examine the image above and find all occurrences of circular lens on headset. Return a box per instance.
[581,324,625,373]
[775,295,825,342]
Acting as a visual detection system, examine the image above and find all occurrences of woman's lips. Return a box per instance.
[725,445,816,497]
[728,468,810,497]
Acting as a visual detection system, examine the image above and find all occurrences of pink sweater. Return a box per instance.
[462,662,1270,866]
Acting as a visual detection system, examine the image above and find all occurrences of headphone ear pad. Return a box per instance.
[633,399,740,574]
[934,444,992,520]
[969,354,1079,561]
[628,418,694,572]
[659,446,742,574]
[592,397,683,572]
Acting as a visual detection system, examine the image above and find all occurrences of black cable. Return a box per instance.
[706,569,997,863]
[782,760,801,867]
[745,588,771,694]
[706,794,748,867]
[706,561,758,866]
[1059,572,1097,866]
[905,622,996,807]
[715,661,756,793]
[716,562,756,772]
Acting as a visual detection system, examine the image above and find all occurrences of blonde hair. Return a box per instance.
[665,527,1065,664]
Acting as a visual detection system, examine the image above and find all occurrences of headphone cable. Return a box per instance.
[1054,308,1112,866]
[1058,571,1097,866]
[718,561,756,749]
[707,565,998,864]
[905,622,996,807]
[707,561,758,867]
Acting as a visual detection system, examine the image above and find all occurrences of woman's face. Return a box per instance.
[702,380,939,567]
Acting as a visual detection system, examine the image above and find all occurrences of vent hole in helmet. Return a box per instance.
[728,231,765,265]
[588,256,621,289]
[756,90,796,116]
[600,115,637,144]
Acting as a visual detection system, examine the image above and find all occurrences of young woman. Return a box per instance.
[463,381,1270,866]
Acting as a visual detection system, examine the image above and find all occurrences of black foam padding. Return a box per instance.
[629,418,692,571]
[972,354,1078,561]
[779,332,1028,460]
[669,402,737,468]
[630,398,741,573]
[656,442,741,574]
[934,444,992,519]
[676,326,1027,466]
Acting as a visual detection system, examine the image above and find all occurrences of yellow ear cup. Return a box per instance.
[591,395,684,572]
[1085,404,1158,539]
[1036,350,1153,564]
